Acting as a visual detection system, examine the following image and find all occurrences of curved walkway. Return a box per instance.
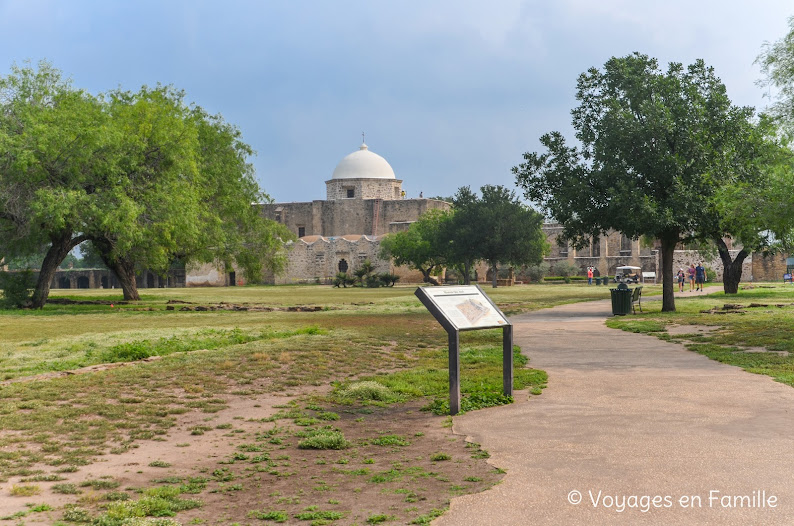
[437,289,794,525]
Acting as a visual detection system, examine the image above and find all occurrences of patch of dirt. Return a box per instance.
[46,298,130,305]
[666,324,722,336]
[735,347,790,357]
[165,303,328,312]
[698,303,794,314]
[1,391,503,525]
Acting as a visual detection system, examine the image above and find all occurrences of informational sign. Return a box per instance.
[415,285,513,415]
[418,286,508,331]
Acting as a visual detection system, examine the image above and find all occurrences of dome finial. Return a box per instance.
[360,132,368,150]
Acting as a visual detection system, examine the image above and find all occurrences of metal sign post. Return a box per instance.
[414,285,513,415]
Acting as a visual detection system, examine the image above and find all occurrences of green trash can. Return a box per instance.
[610,287,632,315]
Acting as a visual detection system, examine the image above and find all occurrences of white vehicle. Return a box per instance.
[615,265,641,283]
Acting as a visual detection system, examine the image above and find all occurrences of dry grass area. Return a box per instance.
[0,284,603,524]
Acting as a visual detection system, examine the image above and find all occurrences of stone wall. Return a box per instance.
[541,223,658,276]
[259,198,451,239]
[751,253,789,282]
[670,250,752,281]
[325,178,403,201]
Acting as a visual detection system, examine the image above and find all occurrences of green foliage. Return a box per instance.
[332,381,403,403]
[410,508,446,524]
[515,53,771,310]
[367,514,396,524]
[53,483,81,494]
[0,61,293,307]
[550,262,579,278]
[297,429,351,450]
[0,270,35,308]
[378,272,400,287]
[425,391,514,415]
[757,16,794,129]
[248,509,289,522]
[450,185,548,287]
[370,435,410,447]
[521,262,550,283]
[332,272,355,288]
[98,327,321,364]
[294,509,344,521]
[380,211,450,285]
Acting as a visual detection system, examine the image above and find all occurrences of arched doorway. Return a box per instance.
[58,277,70,289]
[338,259,348,273]
[77,276,90,289]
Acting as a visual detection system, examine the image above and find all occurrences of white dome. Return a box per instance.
[331,143,395,180]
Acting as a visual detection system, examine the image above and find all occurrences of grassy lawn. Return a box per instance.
[0,282,606,524]
[607,283,794,387]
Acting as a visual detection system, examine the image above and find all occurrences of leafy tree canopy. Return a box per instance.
[0,60,292,307]
[514,53,769,309]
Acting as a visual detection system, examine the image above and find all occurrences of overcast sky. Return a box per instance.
[1,1,792,202]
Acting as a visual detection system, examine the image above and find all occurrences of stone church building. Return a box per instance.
[258,142,451,284]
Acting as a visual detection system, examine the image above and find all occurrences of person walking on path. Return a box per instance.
[687,263,696,291]
[695,262,706,291]
[587,267,593,285]
[677,268,686,292]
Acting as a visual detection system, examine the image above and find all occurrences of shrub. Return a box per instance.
[332,272,354,288]
[9,483,40,496]
[521,262,549,283]
[297,429,351,450]
[334,381,402,402]
[249,509,289,522]
[101,341,153,363]
[370,435,410,447]
[551,261,579,278]
[0,270,35,308]
[378,272,400,287]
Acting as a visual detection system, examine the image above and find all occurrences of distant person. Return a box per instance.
[587,267,593,285]
[677,268,686,292]
[695,262,706,291]
[688,264,696,291]
[419,191,423,198]
[401,190,406,199]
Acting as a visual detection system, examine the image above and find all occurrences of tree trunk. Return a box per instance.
[716,238,748,294]
[92,237,141,300]
[659,237,677,312]
[420,268,440,286]
[30,231,87,309]
[491,262,498,288]
[463,261,471,285]
[110,257,140,301]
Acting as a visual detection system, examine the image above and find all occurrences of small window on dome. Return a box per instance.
[346,188,355,198]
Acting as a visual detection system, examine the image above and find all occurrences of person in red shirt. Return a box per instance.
[587,267,594,285]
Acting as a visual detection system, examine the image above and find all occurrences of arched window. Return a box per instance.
[338,259,349,273]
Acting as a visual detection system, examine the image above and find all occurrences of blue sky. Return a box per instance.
[1,1,792,203]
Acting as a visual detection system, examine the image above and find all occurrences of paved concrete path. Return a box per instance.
[436,289,794,525]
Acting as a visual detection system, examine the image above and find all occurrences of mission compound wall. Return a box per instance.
[259,198,450,238]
